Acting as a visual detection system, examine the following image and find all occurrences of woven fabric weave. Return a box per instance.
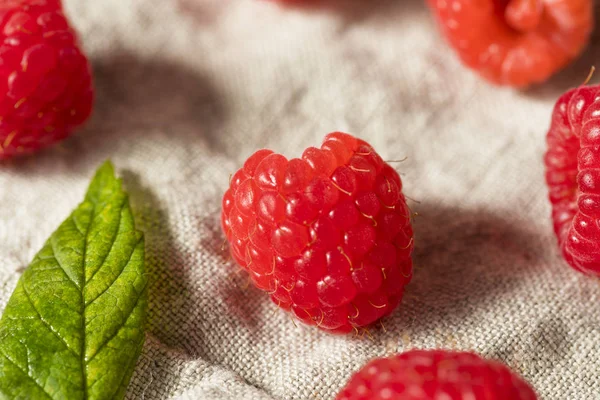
[0,1,599,399]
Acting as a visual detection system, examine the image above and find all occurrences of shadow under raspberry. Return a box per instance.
[378,202,545,341]
[120,170,276,399]
[2,53,228,173]
[199,213,267,333]
[177,0,425,29]
[87,53,228,152]
[120,169,266,363]
[488,317,571,376]
[119,169,249,399]
[275,0,423,20]
[213,201,548,343]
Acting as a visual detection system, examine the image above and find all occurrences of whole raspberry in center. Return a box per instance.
[0,0,94,160]
[221,132,414,334]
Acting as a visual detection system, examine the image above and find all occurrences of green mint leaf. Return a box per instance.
[0,161,147,400]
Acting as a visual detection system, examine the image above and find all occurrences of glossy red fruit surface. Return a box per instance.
[544,84,600,276]
[427,0,593,87]
[336,350,537,400]
[221,132,414,333]
[0,0,93,160]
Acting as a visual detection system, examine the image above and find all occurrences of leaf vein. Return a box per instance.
[50,239,81,291]
[108,328,143,400]
[0,349,52,399]
[80,199,97,400]
[22,285,79,358]
[85,287,145,365]
[0,163,146,399]
[85,202,125,285]
[71,214,86,236]
[85,235,142,307]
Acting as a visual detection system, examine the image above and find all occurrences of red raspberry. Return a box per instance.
[0,0,93,160]
[427,0,592,87]
[336,350,537,400]
[544,83,600,275]
[221,133,414,334]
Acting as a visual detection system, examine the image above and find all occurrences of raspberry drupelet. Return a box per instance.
[0,0,93,160]
[545,83,600,276]
[221,133,414,334]
[336,350,538,400]
[427,0,592,87]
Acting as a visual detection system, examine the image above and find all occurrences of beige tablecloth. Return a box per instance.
[1,0,599,399]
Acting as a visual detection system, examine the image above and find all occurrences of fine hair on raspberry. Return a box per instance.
[545,82,600,275]
[0,0,94,159]
[221,132,414,334]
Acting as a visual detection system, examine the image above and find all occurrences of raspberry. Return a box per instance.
[221,132,414,334]
[336,350,538,400]
[0,0,93,160]
[544,83,600,275]
[427,0,592,87]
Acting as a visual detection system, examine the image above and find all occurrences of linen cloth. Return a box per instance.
[0,0,599,398]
